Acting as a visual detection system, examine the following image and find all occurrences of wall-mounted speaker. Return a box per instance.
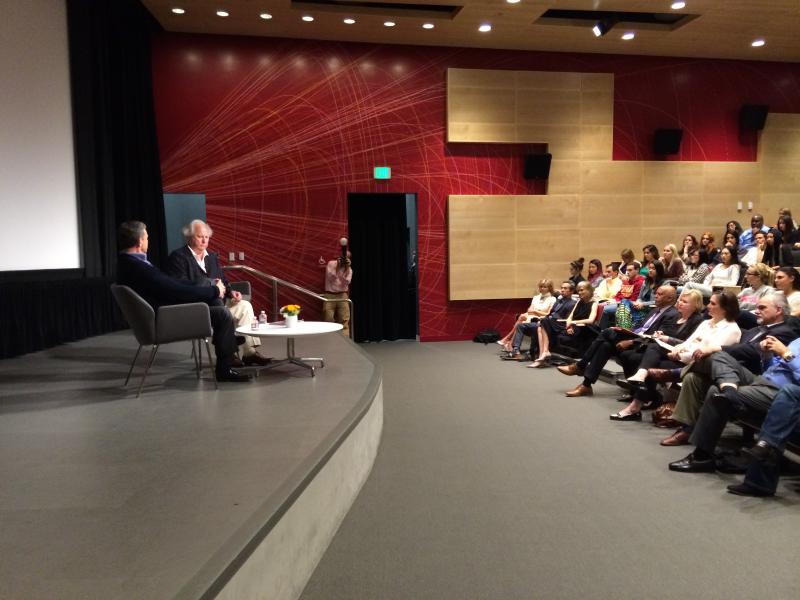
[524,153,552,180]
[653,129,683,155]
[739,104,769,131]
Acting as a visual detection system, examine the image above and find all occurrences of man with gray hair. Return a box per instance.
[660,292,798,446]
[166,219,270,366]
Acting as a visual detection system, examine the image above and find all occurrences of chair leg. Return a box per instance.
[203,338,218,389]
[125,345,143,386]
[192,340,202,379]
[137,344,159,397]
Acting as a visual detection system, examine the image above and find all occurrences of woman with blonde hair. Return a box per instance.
[497,279,557,352]
[662,243,685,279]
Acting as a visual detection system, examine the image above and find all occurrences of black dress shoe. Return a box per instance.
[216,368,251,382]
[616,378,644,392]
[609,411,642,421]
[726,482,774,497]
[616,394,634,403]
[668,452,716,473]
[242,352,273,366]
[742,442,779,463]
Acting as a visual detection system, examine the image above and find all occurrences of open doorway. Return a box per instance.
[347,193,418,342]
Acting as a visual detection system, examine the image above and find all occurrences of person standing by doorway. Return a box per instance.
[319,237,353,336]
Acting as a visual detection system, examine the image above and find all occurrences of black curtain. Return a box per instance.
[348,194,416,342]
[0,0,164,359]
[68,0,166,276]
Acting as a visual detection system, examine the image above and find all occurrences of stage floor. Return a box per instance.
[0,330,379,599]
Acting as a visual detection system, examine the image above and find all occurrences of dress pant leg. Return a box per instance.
[638,343,667,369]
[583,338,616,384]
[618,346,644,377]
[209,305,237,367]
[672,372,710,426]
[710,352,757,387]
[227,299,260,355]
[755,384,800,450]
[689,387,743,454]
[513,322,537,352]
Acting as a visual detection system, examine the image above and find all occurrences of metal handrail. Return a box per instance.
[222,264,354,339]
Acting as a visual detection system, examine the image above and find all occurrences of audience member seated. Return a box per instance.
[728,383,800,497]
[498,279,557,355]
[777,212,800,247]
[568,257,586,287]
[614,291,741,421]
[661,243,685,279]
[721,231,740,263]
[587,258,604,287]
[619,248,636,274]
[529,281,598,368]
[678,249,712,287]
[557,285,678,398]
[593,263,622,303]
[667,332,800,488]
[680,234,698,264]
[641,245,659,275]
[774,266,800,316]
[599,262,644,328]
[608,290,705,419]
[736,263,774,328]
[166,219,271,367]
[506,282,576,360]
[738,214,769,258]
[683,246,740,297]
[724,220,743,247]
[741,230,767,266]
[662,293,795,445]
[621,261,666,329]
[698,231,719,264]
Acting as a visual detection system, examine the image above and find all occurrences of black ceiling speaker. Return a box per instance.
[524,153,552,180]
[740,104,769,131]
[653,129,683,155]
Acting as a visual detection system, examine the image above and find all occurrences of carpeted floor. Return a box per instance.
[300,340,799,600]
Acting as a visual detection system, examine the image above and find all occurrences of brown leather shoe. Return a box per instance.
[243,352,273,366]
[565,384,593,397]
[647,368,678,383]
[660,429,690,446]
[557,363,583,376]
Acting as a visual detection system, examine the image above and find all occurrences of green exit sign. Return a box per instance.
[373,166,391,179]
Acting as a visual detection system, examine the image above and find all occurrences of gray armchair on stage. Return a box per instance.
[110,284,218,396]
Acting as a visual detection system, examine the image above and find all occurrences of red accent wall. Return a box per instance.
[151,34,800,340]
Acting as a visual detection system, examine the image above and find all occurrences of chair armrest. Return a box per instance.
[156,303,213,343]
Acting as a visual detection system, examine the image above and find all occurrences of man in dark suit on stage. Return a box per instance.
[166,219,270,366]
[116,220,249,382]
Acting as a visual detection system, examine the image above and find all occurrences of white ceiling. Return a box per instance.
[141,1,800,63]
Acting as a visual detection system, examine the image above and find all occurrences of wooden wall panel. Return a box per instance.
[446,73,800,300]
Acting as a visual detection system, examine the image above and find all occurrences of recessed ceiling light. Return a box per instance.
[384,21,396,27]
[422,23,435,29]
[621,32,635,40]
[670,1,686,9]
[506,0,521,3]
[478,23,492,33]
[171,7,185,14]
[343,18,355,24]
[302,15,314,22]
[216,10,229,17]
[751,38,766,47]
[260,13,272,20]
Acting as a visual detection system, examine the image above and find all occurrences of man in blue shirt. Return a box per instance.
[668,335,800,476]
[737,214,770,254]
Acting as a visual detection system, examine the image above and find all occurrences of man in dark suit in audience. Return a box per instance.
[116,220,249,382]
[557,285,680,397]
[668,333,800,479]
[661,293,798,445]
[166,219,270,366]
[506,281,576,359]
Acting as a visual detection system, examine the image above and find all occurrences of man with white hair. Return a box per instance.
[166,219,270,366]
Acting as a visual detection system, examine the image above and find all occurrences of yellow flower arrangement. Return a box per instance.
[280,304,301,316]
